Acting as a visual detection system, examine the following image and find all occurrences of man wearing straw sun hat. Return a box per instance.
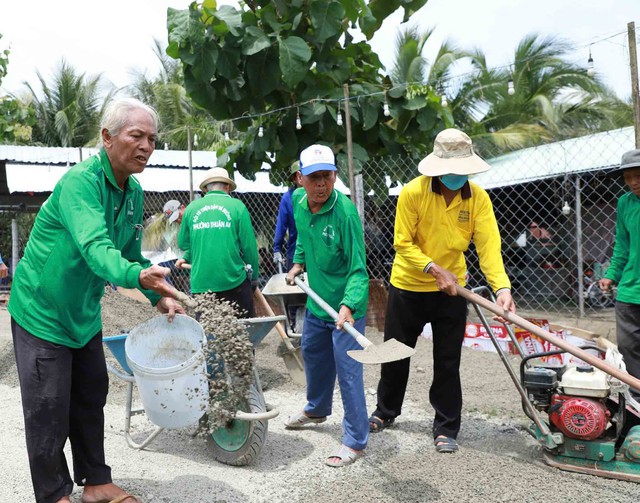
[176,167,259,317]
[369,128,515,454]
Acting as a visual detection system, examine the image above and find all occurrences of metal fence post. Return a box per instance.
[574,176,585,317]
[11,218,19,274]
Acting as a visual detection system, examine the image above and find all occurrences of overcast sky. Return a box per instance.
[1,0,638,100]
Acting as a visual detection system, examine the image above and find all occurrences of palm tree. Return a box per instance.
[25,59,113,147]
[388,26,463,91]
[450,34,633,155]
[128,40,226,151]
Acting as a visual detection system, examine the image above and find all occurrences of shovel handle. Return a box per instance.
[455,285,640,392]
[293,276,372,349]
[254,288,297,351]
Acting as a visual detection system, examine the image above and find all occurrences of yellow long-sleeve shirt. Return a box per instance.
[390,176,511,293]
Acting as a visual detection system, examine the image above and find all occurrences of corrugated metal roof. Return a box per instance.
[0,145,219,169]
[475,126,633,189]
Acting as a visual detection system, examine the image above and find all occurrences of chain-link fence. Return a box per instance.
[2,126,634,316]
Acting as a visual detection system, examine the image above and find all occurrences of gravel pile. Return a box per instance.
[0,291,636,502]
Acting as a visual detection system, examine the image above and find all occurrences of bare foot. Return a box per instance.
[81,482,138,503]
[56,497,72,503]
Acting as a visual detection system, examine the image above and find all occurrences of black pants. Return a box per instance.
[616,301,640,397]
[12,319,111,503]
[203,278,255,319]
[373,286,467,439]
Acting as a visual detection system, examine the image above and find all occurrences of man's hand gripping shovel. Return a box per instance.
[292,276,415,364]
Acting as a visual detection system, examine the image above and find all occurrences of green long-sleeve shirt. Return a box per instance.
[292,188,369,321]
[8,149,160,348]
[605,191,640,304]
[178,190,259,293]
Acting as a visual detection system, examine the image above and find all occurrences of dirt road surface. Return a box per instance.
[1,293,636,502]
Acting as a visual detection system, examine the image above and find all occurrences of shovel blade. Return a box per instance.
[347,338,415,364]
[278,341,306,386]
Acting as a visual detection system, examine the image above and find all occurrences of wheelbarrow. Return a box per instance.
[103,314,285,466]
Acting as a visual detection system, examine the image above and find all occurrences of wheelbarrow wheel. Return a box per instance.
[206,383,268,466]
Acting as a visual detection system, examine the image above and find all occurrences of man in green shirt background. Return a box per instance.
[284,144,369,468]
[600,149,640,396]
[9,98,184,503]
[177,167,259,318]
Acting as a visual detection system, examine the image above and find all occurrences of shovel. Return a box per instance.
[293,276,415,364]
[455,285,640,392]
[254,288,307,386]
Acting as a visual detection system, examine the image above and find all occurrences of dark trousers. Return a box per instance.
[12,319,111,503]
[211,278,255,319]
[616,301,640,397]
[373,285,467,439]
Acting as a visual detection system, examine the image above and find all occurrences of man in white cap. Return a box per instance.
[163,199,185,225]
[176,167,259,317]
[599,149,640,395]
[369,128,515,454]
[284,144,369,468]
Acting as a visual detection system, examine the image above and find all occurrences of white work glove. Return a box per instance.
[273,252,283,264]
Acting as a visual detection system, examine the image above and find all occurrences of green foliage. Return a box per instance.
[448,34,633,155]
[0,34,35,144]
[128,39,227,150]
[167,0,449,193]
[25,59,112,147]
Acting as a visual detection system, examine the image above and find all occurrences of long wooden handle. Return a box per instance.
[455,285,640,391]
[254,287,297,351]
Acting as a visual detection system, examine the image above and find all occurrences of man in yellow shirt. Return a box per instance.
[369,128,515,453]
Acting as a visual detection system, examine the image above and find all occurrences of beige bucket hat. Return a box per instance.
[418,128,490,177]
[199,167,237,192]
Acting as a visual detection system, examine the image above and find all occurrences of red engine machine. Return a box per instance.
[548,394,609,441]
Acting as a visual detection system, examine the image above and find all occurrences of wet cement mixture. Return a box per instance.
[1,290,636,502]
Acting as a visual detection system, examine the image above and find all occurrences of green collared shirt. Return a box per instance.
[178,190,259,293]
[605,191,640,304]
[292,188,369,321]
[8,149,159,348]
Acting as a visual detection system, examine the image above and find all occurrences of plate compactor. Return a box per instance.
[459,286,640,483]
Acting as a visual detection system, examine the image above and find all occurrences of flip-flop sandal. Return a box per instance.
[82,495,140,503]
[369,415,394,433]
[434,435,458,453]
[284,411,327,429]
[324,445,363,468]
[108,496,139,503]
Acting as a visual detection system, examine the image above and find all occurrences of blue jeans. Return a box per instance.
[301,310,369,451]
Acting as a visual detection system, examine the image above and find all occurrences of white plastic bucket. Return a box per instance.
[125,314,209,429]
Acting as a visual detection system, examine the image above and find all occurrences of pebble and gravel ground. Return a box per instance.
[0,291,636,502]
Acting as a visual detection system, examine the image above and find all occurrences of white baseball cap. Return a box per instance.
[163,200,182,224]
[299,144,337,176]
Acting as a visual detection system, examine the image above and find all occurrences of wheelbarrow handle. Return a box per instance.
[293,276,372,349]
[455,285,640,392]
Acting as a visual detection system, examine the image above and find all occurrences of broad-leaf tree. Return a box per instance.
[128,39,227,151]
[166,0,448,191]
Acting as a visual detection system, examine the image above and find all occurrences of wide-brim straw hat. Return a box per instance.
[418,128,490,177]
[199,167,237,192]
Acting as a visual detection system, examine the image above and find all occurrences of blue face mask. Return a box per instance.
[440,174,468,190]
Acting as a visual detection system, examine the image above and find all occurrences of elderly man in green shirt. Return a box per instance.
[9,98,183,503]
[177,167,259,317]
[600,149,640,395]
[284,144,369,468]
